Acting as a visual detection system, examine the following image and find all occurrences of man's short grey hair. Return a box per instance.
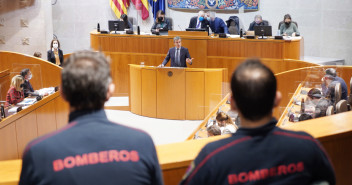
[208,11,216,18]
[325,68,337,77]
[173,36,181,42]
[198,10,205,17]
[254,15,262,20]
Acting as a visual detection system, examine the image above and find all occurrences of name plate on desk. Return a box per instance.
[168,30,208,37]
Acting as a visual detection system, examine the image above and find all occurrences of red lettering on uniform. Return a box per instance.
[75,154,88,166]
[63,156,75,169]
[297,162,304,172]
[248,170,260,181]
[130,150,140,162]
[88,152,99,164]
[99,151,108,163]
[228,174,238,184]
[238,172,248,183]
[109,150,119,162]
[277,165,287,175]
[53,159,64,172]
[260,169,268,179]
[269,167,276,177]
[119,150,130,162]
[287,163,296,173]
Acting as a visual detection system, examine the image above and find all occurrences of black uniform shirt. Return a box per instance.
[19,109,163,185]
[180,119,335,185]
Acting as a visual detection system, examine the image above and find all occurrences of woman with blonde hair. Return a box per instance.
[216,112,238,134]
[6,75,24,106]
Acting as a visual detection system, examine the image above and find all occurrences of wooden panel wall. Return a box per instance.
[0,69,10,101]
[91,32,303,97]
[274,66,352,119]
[185,71,205,120]
[129,65,142,115]
[130,66,224,120]
[0,92,69,161]
[141,68,157,117]
[157,68,186,120]
[0,51,62,90]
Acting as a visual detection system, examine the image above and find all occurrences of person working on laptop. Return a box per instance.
[248,15,269,31]
[151,10,172,33]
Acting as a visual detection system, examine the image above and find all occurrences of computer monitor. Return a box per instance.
[254,26,272,38]
[186,28,206,32]
[108,20,125,32]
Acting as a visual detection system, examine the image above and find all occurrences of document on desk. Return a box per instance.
[17,98,37,106]
[37,87,55,95]
[8,106,20,113]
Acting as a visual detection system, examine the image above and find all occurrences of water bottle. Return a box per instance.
[1,104,5,118]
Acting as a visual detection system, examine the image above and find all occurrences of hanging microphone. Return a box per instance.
[178,25,182,31]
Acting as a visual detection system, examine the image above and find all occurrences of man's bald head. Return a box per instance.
[231,59,277,121]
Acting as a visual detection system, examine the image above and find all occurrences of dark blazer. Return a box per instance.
[47,49,63,66]
[188,16,209,29]
[248,20,269,31]
[151,18,172,32]
[162,47,191,67]
[23,80,36,98]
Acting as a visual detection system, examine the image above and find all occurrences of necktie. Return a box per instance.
[196,21,201,29]
[176,48,180,66]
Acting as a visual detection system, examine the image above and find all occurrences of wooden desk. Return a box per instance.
[91,31,312,96]
[129,65,226,120]
[0,51,69,161]
[0,69,10,101]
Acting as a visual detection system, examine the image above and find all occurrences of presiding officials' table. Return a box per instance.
[91,31,304,96]
[129,64,227,120]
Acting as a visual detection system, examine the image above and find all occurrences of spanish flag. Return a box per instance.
[110,0,130,18]
[131,0,149,20]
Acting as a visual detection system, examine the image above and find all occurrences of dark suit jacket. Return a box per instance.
[47,49,63,66]
[23,80,35,98]
[248,21,269,31]
[188,16,209,29]
[162,47,191,67]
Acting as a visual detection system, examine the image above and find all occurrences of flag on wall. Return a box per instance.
[110,0,130,18]
[131,0,149,20]
[149,0,165,20]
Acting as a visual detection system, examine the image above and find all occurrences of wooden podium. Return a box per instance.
[129,64,226,120]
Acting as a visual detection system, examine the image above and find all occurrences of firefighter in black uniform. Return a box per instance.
[180,59,335,185]
[19,51,163,185]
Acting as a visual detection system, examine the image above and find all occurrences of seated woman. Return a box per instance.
[280,14,299,36]
[151,10,172,32]
[120,14,133,31]
[47,39,63,66]
[216,112,238,135]
[6,75,24,107]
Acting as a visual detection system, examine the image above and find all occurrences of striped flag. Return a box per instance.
[110,0,130,18]
[149,0,165,20]
[131,0,149,20]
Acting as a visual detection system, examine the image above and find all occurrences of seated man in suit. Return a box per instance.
[188,10,209,29]
[322,68,348,100]
[180,58,335,185]
[159,36,193,67]
[205,11,229,34]
[20,68,48,97]
[248,15,269,31]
